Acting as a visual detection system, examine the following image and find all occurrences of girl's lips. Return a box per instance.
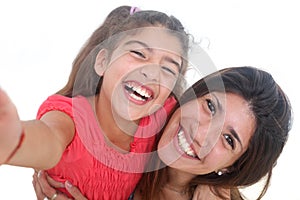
[123,81,154,105]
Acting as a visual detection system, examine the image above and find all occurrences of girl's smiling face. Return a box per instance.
[96,27,183,121]
[157,92,256,175]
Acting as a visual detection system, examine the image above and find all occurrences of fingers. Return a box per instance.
[37,171,62,198]
[47,173,65,188]
[35,171,73,200]
[65,181,88,200]
[32,171,47,200]
[33,170,86,200]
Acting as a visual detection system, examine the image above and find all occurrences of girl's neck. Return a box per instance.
[90,94,137,152]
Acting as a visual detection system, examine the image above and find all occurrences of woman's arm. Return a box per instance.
[0,89,75,169]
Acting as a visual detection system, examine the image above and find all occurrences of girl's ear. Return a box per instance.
[94,49,109,76]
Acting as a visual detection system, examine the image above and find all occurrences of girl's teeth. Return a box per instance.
[125,83,152,100]
[177,130,196,158]
[129,93,144,101]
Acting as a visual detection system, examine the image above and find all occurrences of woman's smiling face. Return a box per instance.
[157,92,256,175]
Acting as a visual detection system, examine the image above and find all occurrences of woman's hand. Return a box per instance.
[0,89,23,163]
[32,170,88,200]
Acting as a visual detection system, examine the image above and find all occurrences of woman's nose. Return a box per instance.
[193,123,223,159]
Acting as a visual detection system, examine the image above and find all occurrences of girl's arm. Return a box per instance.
[0,89,74,169]
[0,89,23,163]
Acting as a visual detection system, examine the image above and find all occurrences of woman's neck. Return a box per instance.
[166,167,195,190]
[160,167,196,200]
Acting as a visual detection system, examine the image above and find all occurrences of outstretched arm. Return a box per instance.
[0,89,74,169]
[0,88,23,163]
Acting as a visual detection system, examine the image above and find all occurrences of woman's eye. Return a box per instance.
[224,134,235,149]
[161,66,176,76]
[206,99,216,116]
[130,50,145,58]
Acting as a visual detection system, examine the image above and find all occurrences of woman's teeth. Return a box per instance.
[177,129,196,158]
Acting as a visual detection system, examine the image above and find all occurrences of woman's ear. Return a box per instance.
[94,49,108,76]
[222,166,234,174]
[215,167,232,176]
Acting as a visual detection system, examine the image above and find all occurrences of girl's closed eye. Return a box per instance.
[161,66,176,76]
[130,50,146,59]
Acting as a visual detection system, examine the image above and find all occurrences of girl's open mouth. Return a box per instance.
[124,81,154,104]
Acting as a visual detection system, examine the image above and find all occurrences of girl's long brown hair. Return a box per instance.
[56,6,190,98]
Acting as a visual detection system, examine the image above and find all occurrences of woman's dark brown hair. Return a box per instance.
[137,66,292,200]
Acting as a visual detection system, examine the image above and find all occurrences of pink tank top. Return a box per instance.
[37,94,176,200]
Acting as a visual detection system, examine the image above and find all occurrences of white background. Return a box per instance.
[0,1,299,199]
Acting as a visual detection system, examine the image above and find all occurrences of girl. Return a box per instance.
[0,6,190,200]
[35,66,292,200]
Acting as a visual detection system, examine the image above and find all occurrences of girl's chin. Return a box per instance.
[113,108,144,121]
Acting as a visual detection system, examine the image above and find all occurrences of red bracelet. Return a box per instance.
[4,131,25,163]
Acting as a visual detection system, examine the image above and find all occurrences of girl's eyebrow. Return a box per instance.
[163,57,181,72]
[124,40,181,71]
[125,40,152,52]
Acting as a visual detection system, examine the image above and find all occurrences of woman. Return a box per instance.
[33,66,292,200]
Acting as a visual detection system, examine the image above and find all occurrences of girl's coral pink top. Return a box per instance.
[37,94,176,200]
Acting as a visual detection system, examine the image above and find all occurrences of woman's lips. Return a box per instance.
[174,125,200,160]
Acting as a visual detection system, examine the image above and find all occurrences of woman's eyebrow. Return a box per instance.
[212,93,223,112]
[212,93,243,149]
[228,126,243,149]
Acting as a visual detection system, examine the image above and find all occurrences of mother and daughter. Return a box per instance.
[0,5,292,200]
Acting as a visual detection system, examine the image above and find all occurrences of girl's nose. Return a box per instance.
[140,64,160,82]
